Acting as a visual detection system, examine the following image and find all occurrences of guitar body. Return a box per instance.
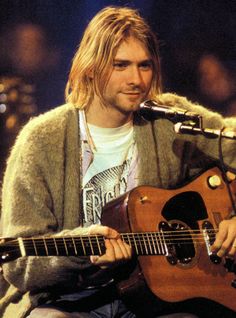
[102,167,236,311]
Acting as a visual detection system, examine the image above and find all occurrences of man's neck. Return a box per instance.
[85,98,133,128]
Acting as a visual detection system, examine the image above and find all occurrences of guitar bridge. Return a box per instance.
[202,221,221,264]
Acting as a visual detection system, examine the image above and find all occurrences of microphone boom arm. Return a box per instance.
[139,100,236,140]
[174,123,236,140]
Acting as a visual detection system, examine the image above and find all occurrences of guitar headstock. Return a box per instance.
[0,237,21,264]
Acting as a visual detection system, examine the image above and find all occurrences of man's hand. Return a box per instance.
[88,224,132,268]
[211,217,236,257]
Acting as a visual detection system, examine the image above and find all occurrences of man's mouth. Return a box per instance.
[123,91,142,95]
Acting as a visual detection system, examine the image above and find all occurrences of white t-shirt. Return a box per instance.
[82,120,136,227]
[59,119,138,300]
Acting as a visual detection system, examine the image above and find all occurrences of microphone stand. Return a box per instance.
[174,118,236,140]
[138,100,236,140]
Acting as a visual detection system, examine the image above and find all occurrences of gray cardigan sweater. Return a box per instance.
[1,93,236,318]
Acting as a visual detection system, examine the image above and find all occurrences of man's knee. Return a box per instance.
[26,306,81,318]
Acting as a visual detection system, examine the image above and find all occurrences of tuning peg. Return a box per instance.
[207,175,222,189]
[226,171,236,182]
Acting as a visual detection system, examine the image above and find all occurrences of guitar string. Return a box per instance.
[0,228,219,244]
[0,243,218,257]
[1,234,218,248]
[2,238,213,247]
[1,240,219,256]
[1,230,219,244]
[1,232,219,255]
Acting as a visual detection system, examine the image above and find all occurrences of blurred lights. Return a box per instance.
[6,114,17,130]
[0,76,37,135]
[0,93,7,102]
[0,84,4,92]
[0,104,6,113]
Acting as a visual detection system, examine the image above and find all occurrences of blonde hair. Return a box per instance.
[65,6,162,108]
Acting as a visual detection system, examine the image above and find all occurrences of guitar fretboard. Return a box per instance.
[15,232,168,258]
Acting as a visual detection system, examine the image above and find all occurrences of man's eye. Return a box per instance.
[139,63,152,70]
[113,62,127,69]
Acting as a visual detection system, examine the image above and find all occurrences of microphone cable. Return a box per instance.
[218,127,236,217]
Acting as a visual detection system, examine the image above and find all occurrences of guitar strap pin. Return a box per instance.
[140,196,148,204]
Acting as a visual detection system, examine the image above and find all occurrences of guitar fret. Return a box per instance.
[82,236,94,255]
[159,231,167,255]
[34,239,46,256]
[54,238,67,255]
[32,238,38,255]
[146,233,153,254]
[95,235,102,255]
[71,237,78,255]
[80,236,86,255]
[46,238,60,256]
[19,238,26,257]
[63,238,69,255]
[145,233,150,254]
[23,238,38,256]
[126,234,131,247]
[121,234,127,246]
[65,237,78,256]
[43,238,49,256]
[132,233,139,254]
[142,233,148,254]
[150,233,157,254]
[122,234,134,253]
[157,232,164,254]
[154,233,161,254]
[147,233,154,255]
[164,232,169,255]
[154,233,159,254]
[88,236,94,255]
[138,234,144,255]
[121,232,169,256]
[155,233,160,254]
[53,237,59,256]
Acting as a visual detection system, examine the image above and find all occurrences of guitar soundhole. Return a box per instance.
[160,221,195,266]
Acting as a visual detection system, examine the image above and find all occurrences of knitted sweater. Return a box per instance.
[1,93,236,318]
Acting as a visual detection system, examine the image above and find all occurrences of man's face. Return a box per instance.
[102,36,153,115]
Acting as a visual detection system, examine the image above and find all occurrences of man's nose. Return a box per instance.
[128,66,142,85]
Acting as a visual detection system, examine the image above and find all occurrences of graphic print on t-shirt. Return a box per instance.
[82,158,131,227]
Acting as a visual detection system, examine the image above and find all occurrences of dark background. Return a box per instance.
[0,0,236,177]
[0,2,236,315]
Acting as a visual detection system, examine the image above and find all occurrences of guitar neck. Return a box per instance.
[1,232,167,262]
[21,233,168,256]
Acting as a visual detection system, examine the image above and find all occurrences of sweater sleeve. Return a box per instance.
[0,106,93,293]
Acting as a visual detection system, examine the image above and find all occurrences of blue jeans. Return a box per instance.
[25,284,198,318]
[26,300,135,317]
[26,302,198,318]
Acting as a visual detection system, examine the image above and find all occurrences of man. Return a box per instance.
[1,6,236,318]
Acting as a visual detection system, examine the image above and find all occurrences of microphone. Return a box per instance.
[139,100,201,123]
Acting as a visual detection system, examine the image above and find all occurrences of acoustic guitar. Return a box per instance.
[1,167,236,311]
